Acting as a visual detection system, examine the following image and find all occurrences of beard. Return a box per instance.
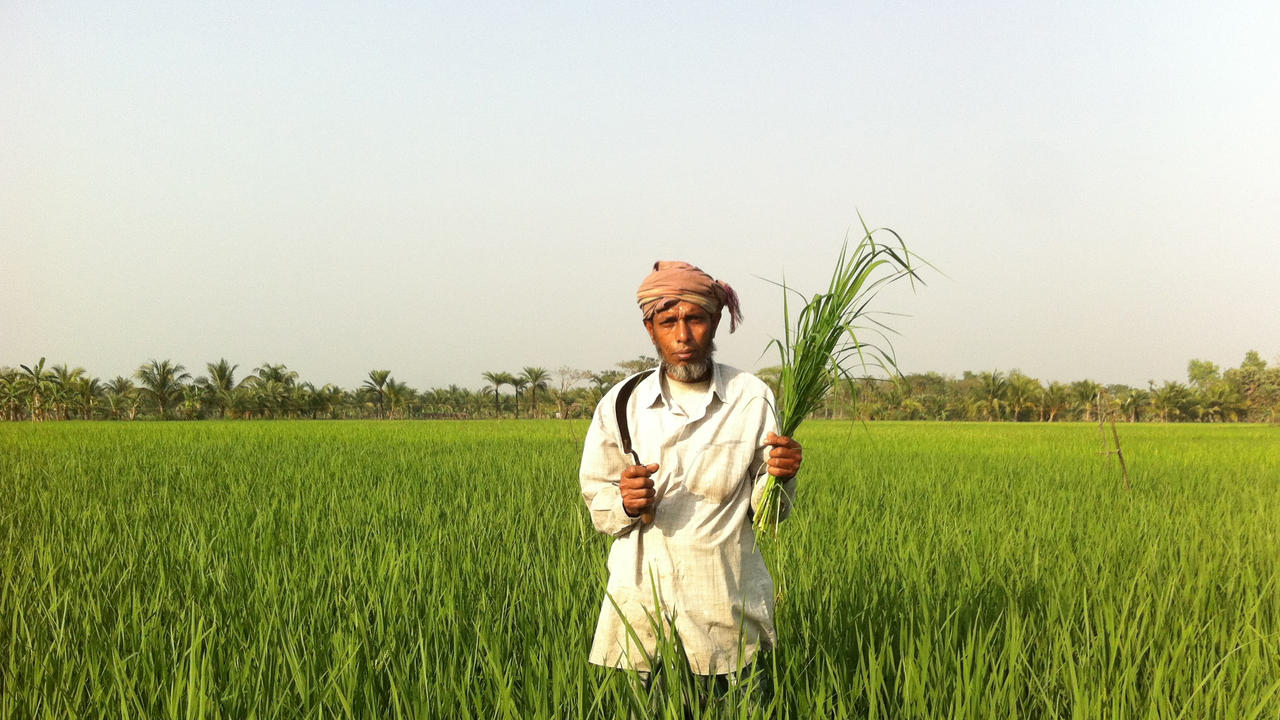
[655,340,716,383]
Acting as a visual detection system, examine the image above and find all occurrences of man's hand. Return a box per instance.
[620,463,659,517]
[765,432,802,479]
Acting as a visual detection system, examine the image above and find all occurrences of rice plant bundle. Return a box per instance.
[755,219,925,534]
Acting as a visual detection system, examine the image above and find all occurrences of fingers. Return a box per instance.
[765,433,800,449]
[766,437,803,479]
[620,464,659,517]
[621,463,659,479]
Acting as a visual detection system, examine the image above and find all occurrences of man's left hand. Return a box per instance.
[765,432,802,480]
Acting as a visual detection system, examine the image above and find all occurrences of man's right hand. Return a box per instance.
[620,463,659,517]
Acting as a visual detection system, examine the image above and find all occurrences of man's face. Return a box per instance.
[644,301,719,382]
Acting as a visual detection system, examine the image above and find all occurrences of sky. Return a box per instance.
[4,1,1278,391]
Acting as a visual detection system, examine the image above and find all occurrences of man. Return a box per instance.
[579,260,803,688]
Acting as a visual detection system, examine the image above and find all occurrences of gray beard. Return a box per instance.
[655,340,716,383]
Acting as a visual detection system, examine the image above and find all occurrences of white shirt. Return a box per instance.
[579,363,797,675]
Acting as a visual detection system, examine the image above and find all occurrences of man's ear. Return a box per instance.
[643,319,656,344]
[710,312,721,337]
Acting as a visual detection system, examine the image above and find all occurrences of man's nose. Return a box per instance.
[675,321,689,341]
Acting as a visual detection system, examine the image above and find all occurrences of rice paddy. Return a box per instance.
[2,420,1278,718]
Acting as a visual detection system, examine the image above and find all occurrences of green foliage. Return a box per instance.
[1,421,1277,717]
[756,222,924,529]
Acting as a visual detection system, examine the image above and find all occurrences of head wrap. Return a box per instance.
[636,261,743,333]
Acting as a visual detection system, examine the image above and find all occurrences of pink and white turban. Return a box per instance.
[636,261,743,333]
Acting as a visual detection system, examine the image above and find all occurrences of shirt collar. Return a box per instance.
[638,363,727,410]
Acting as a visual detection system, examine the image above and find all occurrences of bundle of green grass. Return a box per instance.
[755,219,925,534]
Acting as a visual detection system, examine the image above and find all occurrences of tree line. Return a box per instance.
[2,351,1277,423]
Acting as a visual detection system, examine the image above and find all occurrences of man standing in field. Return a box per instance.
[579,261,803,696]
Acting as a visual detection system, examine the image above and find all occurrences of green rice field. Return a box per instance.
[2,420,1278,718]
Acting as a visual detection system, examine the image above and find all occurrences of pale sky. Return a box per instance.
[4,1,1278,391]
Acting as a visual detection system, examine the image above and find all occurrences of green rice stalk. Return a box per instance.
[755,217,926,534]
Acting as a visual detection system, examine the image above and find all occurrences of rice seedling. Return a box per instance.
[754,219,925,533]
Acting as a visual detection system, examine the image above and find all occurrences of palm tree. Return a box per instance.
[1120,388,1150,423]
[384,378,414,419]
[1,368,24,421]
[198,359,239,418]
[310,384,344,419]
[520,367,550,418]
[480,371,504,417]
[18,358,56,421]
[1040,382,1071,422]
[70,376,103,420]
[510,376,528,418]
[50,364,86,420]
[363,370,392,419]
[1006,372,1041,422]
[974,370,1008,421]
[102,376,137,420]
[135,360,191,418]
[1070,380,1103,422]
[247,363,300,418]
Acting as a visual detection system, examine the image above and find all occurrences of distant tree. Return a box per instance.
[50,364,86,420]
[481,371,507,417]
[1040,382,1070,422]
[510,376,528,417]
[520,367,550,418]
[248,363,299,418]
[18,358,56,421]
[1,368,24,421]
[555,366,592,418]
[974,370,1009,421]
[1070,380,1103,422]
[1149,380,1194,422]
[71,376,103,420]
[103,376,138,420]
[591,370,626,392]
[384,378,413,419]
[1006,372,1041,422]
[363,369,392,419]
[1186,359,1222,393]
[198,359,240,418]
[618,355,659,375]
[135,360,191,419]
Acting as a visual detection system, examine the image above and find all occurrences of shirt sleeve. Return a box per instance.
[579,392,641,538]
[748,387,798,522]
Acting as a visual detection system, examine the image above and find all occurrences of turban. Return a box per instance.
[636,261,743,333]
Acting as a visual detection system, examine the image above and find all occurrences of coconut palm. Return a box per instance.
[520,367,550,418]
[1070,380,1103,422]
[311,384,345,419]
[363,369,392,419]
[135,360,191,418]
[1150,381,1193,422]
[1006,372,1041,422]
[974,370,1009,421]
[70,376,103,420]
[49,364,86,420]
[1040,382,1071,422]
[102,376,138,420]
[384,378,415,419]
[198,359,240,418]
[246,363,300,418]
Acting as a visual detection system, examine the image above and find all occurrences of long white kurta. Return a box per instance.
[579,363,797,675]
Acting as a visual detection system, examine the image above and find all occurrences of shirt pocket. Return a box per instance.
[683,438,754,503]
